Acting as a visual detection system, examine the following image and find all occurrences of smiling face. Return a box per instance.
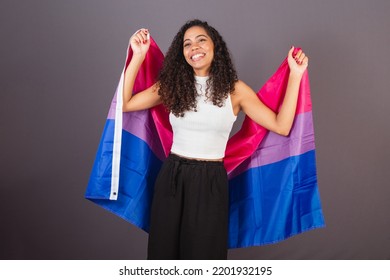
[183,26,214,77]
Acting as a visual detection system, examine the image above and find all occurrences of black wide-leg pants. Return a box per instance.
[147,154,229,260]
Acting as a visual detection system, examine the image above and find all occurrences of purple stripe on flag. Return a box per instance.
[107,90,165,161]
[229,111,315,178]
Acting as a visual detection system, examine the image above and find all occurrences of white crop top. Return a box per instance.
[169,76,237,159]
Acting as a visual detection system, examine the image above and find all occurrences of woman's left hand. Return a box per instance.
[287,46,309,76]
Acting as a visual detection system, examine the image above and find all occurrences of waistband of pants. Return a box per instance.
[168,153,224,166]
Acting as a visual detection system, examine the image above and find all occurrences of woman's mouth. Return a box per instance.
[191,53,205,61]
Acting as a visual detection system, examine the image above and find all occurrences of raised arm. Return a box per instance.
[122,29,162,112]
[233,47,309,136]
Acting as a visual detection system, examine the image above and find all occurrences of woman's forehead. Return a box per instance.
[183,26,208,40]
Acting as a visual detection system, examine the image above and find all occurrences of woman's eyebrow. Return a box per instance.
[183,34,208,43]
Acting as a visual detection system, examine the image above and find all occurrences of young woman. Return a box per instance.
[123,19,308,260]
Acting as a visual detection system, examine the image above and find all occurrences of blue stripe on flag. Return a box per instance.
[86,120,162,231]
[228,149,325,248]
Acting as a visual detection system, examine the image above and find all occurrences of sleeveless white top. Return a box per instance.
[169,76,237,159]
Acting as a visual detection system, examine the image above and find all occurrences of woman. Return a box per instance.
[123,19,308,260]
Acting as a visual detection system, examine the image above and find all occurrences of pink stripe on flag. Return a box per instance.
[229,111,315,178]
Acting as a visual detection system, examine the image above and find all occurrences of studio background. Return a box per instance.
[1,0,389,259]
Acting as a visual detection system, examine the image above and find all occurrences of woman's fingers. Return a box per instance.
[288,47,309,74]
[294,50,307,65]
[130,28,149,45]
[129,28,151,56]
[136,29,149,44]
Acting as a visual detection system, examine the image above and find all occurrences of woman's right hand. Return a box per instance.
[129,28,150,57]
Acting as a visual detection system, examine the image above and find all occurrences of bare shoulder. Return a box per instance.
[231,80,258,114]
[234,80,258,95]
[233,80,248,92]
[232,80,257,101]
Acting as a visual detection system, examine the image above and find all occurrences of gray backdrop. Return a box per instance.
[1,0,389,259]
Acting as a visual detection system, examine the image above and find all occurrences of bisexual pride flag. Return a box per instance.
[85,37,325,248]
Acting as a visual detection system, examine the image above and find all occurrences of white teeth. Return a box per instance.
[191,53,204,60]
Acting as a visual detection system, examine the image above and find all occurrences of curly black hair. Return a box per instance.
[157,19,238,117]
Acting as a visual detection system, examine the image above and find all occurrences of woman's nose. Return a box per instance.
[191,43,199,51]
